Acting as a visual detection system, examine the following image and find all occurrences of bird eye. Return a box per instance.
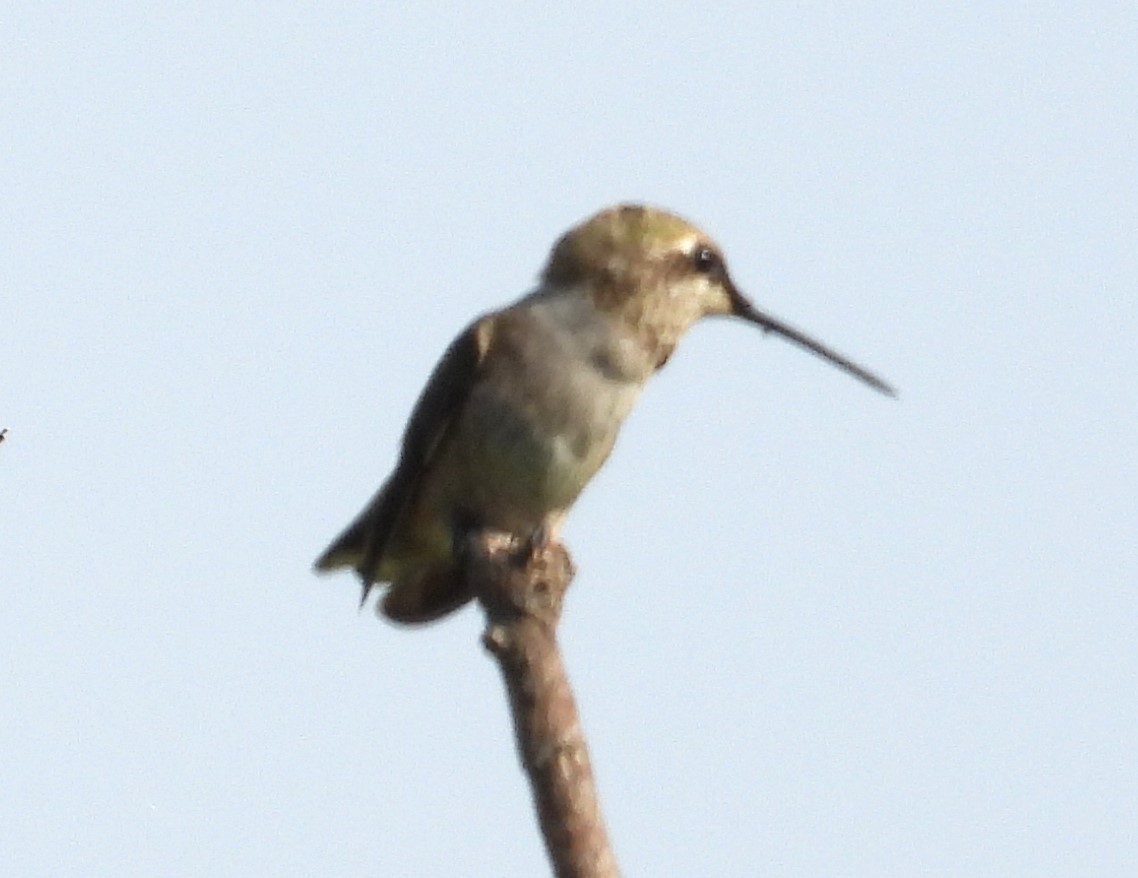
[691,245,721,275]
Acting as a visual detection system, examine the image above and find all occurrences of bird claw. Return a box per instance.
[523,523,555,562]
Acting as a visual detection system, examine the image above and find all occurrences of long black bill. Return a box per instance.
[733,294,896,397]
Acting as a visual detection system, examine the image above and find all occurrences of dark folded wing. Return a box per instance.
[314,316,494,583]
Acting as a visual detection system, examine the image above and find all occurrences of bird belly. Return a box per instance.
[448,363,640,535]
[386,302,646,567]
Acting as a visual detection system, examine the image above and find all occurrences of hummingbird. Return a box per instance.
[315,204,894,624]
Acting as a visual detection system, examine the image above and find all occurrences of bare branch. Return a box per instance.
[465,533,620,878]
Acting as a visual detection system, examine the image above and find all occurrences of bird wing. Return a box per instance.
[313,316,494,586]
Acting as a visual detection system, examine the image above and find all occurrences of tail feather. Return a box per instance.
[381,564,472,625]
[313,515,368,572]
[315,471,405,575]
[314,510,381,609]
[315,473,471,623]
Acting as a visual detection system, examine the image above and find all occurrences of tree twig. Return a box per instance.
[465,532,620,878]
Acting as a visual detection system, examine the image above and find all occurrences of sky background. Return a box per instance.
[4,3,1136,876]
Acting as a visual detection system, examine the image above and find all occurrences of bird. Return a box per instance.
[314,204,894,624]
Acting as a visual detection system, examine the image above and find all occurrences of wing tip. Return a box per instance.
[312,538,360,574]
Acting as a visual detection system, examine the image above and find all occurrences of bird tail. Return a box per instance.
[380,563,472,624]
[313,514,368,572]
[314,478,472,623]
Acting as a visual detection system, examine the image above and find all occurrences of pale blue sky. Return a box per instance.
[4,3,1136,876]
